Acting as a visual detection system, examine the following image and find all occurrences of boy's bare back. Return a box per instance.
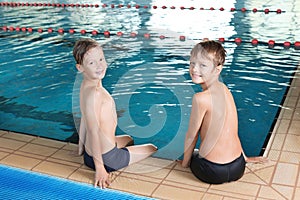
[197,81,243,164]
[80,82,117,154]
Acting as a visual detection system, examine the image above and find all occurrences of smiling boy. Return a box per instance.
[180,40,267,184]
[73,38,157,188]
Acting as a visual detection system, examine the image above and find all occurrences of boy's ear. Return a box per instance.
[216,64,223,74]
[76,64,84,73]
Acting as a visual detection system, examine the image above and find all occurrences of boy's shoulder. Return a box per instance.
[81,85,106,102]
[193,90,211,105]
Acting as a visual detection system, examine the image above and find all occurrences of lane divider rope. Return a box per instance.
[2,25,299,49]
[0,2,284,13]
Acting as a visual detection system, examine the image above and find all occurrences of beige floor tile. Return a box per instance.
[283,96,298,108]
[46,157,82,168]
[289,120,300,135]
[62,143,78,151]
[293,110,300,121]
[19,143,58,156]
[270,133,286,150]
[0,130,8,136]
[253,166,275,185]
[33,160,77,178]
[0,151,9,159]
[122,166,171,183]
[162,180,208,193]
[239,172,266,185]
[207,188,255,200]
[50,149,83,164]
[287,87,300,97]
[280,108,294,120]
[209,181,260,197]
[223,197,251,200]
[14,150,46,160]
[31,137,66,148]
[0,154,41,170]
[294,188,300,200]
[282,135,300,153]
[152,184,204,200]
[271,184,294,200]
[201,193,223,200]
[272,163,298,186]
[139,157,175,169]
[123,162,171,175]
[165,169,208,188]
[297,166,300,187]
[110,176,158,197]
[0,137,26,150]
[258,185,287,200]
[68,168,94,185]
[3,131,36,142]
[280,151,300,164]
[276,119,291,133]
[267,149,281,161]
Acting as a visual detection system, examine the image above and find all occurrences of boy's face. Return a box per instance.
[78,46,107,80]
[189,53,216,84]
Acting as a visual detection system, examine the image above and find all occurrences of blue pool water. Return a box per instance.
[0,0,300,160]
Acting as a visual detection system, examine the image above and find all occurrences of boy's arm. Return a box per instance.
[182,94,206,167]
[78,117,86,156]
[83,90,110,188]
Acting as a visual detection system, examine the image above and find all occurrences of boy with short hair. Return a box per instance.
[180,40,267,184]
[73,38,157,189]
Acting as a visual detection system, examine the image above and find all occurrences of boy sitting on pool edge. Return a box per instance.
[179,40,268,184]
[73,38,157,189]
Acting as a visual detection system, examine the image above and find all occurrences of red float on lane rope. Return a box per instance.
[179,35,185,41]
[235,38,242,44]
[104,31,110,37]
[294,41,300,49]
[218,38,225,43]
[130,32,137,37]
[117,31,123,36]
[268,40,275,46]
[251,39,259,46]
[144,33,150,38]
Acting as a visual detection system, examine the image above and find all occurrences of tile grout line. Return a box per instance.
[291,161,300,200]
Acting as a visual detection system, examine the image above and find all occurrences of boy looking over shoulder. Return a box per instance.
[180,40,267,184]
[73,38,157,189]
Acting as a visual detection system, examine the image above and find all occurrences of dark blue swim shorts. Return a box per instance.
[84,146,130,172]
[190,152,246,184]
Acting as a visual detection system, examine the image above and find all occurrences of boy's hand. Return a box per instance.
[246,156,268,164]
[176,160,189,168]
[94,168,111,189]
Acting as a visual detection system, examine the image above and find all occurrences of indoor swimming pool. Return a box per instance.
[0,0,299,160]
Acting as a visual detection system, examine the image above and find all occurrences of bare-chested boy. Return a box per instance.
[180,40,267,184]
[73,38,157,189]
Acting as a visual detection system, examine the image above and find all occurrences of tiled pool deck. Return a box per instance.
[0,64,299,199]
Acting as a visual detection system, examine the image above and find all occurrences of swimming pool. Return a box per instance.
[0,0,299,160]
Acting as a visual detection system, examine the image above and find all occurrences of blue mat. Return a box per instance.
[0,165,154,200]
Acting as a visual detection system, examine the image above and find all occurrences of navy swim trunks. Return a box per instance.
[190,152,246,184]
[84,146,130,172]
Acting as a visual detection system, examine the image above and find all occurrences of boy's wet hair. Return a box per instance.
[191,40,226,67]
[73,38,99,65]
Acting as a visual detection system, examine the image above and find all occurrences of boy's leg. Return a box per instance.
[115,135,134,148]
[126,144,157,164]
